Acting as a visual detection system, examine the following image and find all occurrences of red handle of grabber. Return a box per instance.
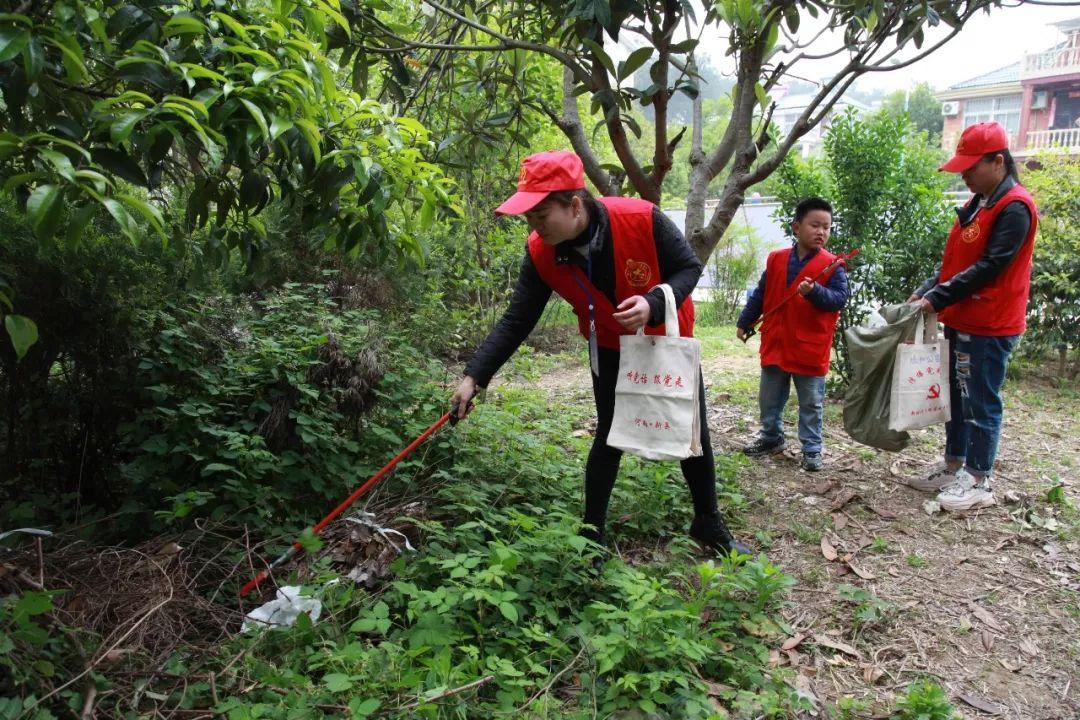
[240,404,468,597]
[739,247,860,344]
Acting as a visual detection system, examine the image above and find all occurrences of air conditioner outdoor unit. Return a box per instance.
[941,101,960,116]
[1030,91,1049,110]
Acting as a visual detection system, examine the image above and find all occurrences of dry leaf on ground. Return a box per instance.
[831,489,859,511]
[969,603,1006,632]
[958,692,1005,715]
[860,663,885,684]
[782,633,807,651]
[821,537,838,561]
[813,634,863,659]
[846,562,875,580]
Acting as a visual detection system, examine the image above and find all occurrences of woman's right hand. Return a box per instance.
[452,376,477,420]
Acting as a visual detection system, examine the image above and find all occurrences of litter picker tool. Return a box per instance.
[741,248,860,343]
[240,398,472,597]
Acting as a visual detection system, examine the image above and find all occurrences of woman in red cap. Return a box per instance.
[906,122,1039,512]
[451,150,749,558]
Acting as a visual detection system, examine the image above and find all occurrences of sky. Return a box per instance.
[697,1,1080,95]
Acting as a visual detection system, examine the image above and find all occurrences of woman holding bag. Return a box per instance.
[906,122,1039,512]
[451,151,749,557]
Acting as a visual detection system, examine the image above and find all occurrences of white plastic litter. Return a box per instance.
[345,513,415,553]
[0,528,54,542]
[865,309,887,329]
[242,586,322,632]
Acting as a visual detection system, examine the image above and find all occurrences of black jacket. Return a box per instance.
[465,202,703,387]
[916,176,1033,312]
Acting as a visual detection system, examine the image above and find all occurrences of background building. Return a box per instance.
[938,17,1080,158]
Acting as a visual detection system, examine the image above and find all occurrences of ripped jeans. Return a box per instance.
[943,327,1020,477]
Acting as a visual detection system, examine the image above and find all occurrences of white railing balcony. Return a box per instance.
[1021,45,1080,79]
[1025,128,1080,153]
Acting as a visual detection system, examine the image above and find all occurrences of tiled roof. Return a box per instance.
[949,62,1020,90]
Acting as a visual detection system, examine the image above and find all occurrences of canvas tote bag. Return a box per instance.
[889,311,951,432]
[606,284,702,460]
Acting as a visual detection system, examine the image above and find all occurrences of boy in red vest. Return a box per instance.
[450,150,750,558]
[736,198,849,472]
[906,122,1038,512]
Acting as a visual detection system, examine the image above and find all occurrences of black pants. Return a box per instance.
[584,347,719,534]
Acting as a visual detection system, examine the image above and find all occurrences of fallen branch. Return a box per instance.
[396,675,495,713]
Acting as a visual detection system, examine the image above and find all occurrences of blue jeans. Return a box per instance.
[943,327,1019,477]
[758,365,826,454]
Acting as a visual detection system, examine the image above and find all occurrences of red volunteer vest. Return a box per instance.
[938,184,1038,336]
[527,196,695,350]
[759,248,840,376]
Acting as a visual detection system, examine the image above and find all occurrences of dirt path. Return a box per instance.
[516,331,1080,719]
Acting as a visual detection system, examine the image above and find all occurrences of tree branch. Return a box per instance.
[550,67,621,195]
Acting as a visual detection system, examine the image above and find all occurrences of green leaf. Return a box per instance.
[295,119,322,164]
[26,183,62,239]
[582,39,616,78]
[39,149,75,182]
[15,591,52,616]
[117,193,166,239]
[5,314,38,360]
[618,47,653,82]
[498,602,518,622]
[349,698,380,717]
[322,673,353,693]
[111,110,147,145]
[0,28,28,63]
[163,15,206,37]
[239,98,270,140]
[102,197,139,241]
[419,196,435,229]
[252,66,276,85]
[754,82,768,109]
[211,11,252,42]
[269,116,293,141]
[44,33,87,82]
[22,38,43,80]
[91,147,148,187]
[65,203,97,245]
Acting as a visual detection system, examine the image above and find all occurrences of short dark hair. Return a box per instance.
[980,149,1020,183]
[794,197,833,223]
[541,188,597,210]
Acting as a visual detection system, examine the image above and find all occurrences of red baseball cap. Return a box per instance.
[939,122,1010,173]
[495,151,586,215]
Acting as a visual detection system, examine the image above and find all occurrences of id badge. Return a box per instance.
[588,314,600,377]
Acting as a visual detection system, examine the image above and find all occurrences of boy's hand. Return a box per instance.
[736,327,748,342]
[797,277,815,296]
[613,295,651,331]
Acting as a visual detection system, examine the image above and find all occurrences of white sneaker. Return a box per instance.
[908,462,960,492]
[937,471,995,512]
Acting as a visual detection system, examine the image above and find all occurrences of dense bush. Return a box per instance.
[0,200,176,522]
[1023,156,1080,377]
[772,111,953,381]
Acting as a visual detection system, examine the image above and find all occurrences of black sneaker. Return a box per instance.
[742,436,786,456]
[801,452,823,472]
[579,527,608,573]
[689,513,752,556]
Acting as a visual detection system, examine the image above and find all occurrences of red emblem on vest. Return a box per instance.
[625,259,652,287]
[961,221,980,243]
